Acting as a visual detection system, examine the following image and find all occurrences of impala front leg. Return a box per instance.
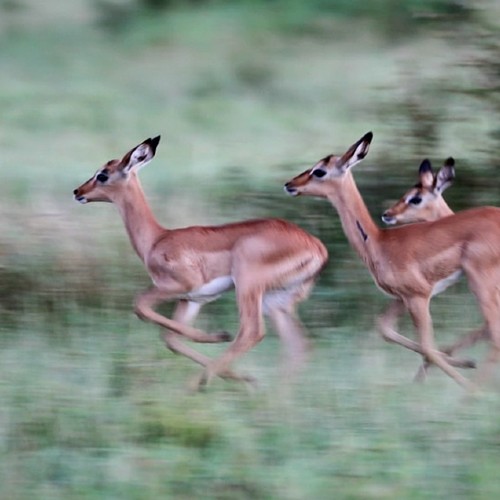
[162,300,248,384]
[377,299,476,373]
[406,296,476,391]
[414,325,484,382]
[163,300,210,363]
[134,287,232,343]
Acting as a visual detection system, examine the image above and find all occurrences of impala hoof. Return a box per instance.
[216,331,233,342]
[195,368,213,391]
[242,375,258,392]
[444,354,477,369]
[463,359,476,369]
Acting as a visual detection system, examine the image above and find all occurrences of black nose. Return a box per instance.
[73,189,78,195]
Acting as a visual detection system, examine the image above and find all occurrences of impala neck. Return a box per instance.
[112,174,165,262]
[326,172,381,265]
[433,199,454,220]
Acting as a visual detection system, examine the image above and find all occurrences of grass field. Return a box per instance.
[1,1,500,498]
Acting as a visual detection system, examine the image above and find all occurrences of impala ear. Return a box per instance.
[435,157,455,193]
[122,135,161,173]
[418,159,434,188]
[336,131,373,173]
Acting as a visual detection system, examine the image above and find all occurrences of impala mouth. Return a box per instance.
[381,213,396,225]
[74,195,88,204]
[284,184,299,196]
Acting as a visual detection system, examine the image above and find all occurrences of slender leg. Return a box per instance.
[195,288,265,389]
[267,305,310,377]
[134,287,232,343]
[263,280,314,377]
[415,325,485,382]
[468,286,500,388]
[377,299,476,370]
[163,300,209,365]
[473,332,500,388]
[457,267,500,389]
[164,300,250,383]
[442,325,487,354]
[405,296,476,391]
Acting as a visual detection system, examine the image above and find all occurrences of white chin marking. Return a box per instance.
[75,196,88,204]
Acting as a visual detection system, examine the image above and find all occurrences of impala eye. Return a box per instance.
[409,196,422,205]
[312,169,327,178]
[96,173,109,183]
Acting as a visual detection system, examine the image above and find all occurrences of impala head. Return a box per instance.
[381,157,455,225]
[73,136,161,204]
[284,132,373,198]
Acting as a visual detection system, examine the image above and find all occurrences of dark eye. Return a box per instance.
[312,169,326,178]
[409,196,422,205]
[96,173,109,183]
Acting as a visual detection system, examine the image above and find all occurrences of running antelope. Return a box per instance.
[285,132,500,390]
[73,136,328,389]
[382,158,487,381]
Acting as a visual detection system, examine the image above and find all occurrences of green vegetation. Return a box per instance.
[1,0,499,498]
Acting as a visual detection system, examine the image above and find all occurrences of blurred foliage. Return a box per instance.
[451,12,500,167]
[84,0,476,37]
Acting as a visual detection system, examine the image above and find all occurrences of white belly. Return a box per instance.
[185,275,234,303]
[431,270,462,297]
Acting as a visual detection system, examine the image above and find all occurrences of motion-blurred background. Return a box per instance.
[1,1,499,498]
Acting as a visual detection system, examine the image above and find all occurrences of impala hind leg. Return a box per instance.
[264,282,314,377]
[442,326,487,356]
[473,331,500,388]
[134,287,232,343]
[194,288,265,389]
[268,307,310,376]
[468,285,500,388]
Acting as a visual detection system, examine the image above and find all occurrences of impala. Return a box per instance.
[73,136,328,389]
[285,132,500,390]
[383,158,487,380]
[381,157,455,226]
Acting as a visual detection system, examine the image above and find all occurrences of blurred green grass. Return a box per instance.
[1,0,500,498]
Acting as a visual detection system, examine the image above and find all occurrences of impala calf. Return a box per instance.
[284,132,500,390]
[383,158,488,380]
[73,136,328,389]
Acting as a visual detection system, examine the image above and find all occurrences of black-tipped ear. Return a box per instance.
[356,131,373,160]
[435,160,455,193]
[337,131,373,172]
[362,131,373,145]
[419,159,433,174]
[146,135,161,155]
[122,136,160,173]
